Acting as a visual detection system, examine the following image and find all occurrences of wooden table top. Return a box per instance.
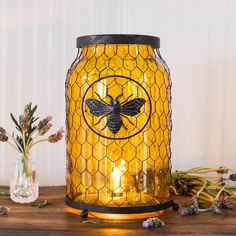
[0,186,236,236]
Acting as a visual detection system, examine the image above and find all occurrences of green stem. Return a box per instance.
[170,185,178,195]
[197,195,214,202]
[6,131,24,153]
[7,140,21,153]
[195,180,207,198]
[29,138,48,149]
[213,181,228,203]
[21,131,30,177]
[192,189,214,201]
[22,130,27,156]
[26,131,39,150]
[21,153,32,177]
[198,208,212,212]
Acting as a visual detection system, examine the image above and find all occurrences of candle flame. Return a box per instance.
[110,160,126,197]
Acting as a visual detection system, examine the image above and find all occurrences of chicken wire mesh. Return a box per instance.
[65,35,173,213]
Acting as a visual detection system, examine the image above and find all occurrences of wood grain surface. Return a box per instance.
[0,186,235,236]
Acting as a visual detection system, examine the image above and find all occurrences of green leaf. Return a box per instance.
[0,189,9,196]
[82,220,100,224]
[31,105,37,116]
[25,102,32,113]
[31,200,52,208]
[31,126,38,133]
[32,117,39,123]
[10,113,22,132]
[16,135,24,152]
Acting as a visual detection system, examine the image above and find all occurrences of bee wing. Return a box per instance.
[85,99,111,117]
[120,98,145,116]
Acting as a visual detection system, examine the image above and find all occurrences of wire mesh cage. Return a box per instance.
[65,35,175,216]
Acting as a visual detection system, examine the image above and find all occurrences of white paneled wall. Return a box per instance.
[0,0,236,186]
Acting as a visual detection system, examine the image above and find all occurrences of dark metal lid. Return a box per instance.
[76,34,160,48]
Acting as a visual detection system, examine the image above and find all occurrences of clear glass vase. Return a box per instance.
[10,155,39,203]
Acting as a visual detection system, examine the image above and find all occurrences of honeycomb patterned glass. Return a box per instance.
[66,35,174,215]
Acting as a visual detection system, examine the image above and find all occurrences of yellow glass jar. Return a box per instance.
[66,35,176,217]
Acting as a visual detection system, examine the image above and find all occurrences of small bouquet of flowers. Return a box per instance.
[0,103,64,203]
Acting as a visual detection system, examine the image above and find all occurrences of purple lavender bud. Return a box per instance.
[222,203,234,210]
[213,207,223,214]
[38,123,52,136]
[229,173,236,181]
[143,217,165,228]
[217,166,228,175]
[180,205,198,216]
[225,203,234,210]
[48,127,64,143]
[212,202,223,214]
[0,127,8,142]
[20,113,30,131]
[0,206,8,215]
[38,116,53,135]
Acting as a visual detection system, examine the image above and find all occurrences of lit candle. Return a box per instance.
[110,160,126,197]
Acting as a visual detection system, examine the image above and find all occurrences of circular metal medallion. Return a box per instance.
[82,75,152,140]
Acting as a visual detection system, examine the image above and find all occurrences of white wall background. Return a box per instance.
[0,0,236,186]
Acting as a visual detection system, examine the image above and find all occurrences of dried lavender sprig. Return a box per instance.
[29,127,65,148]
[48,127,64,143]
[180,205,198,216]
[143,217,165,228]
[38,116,53,135]
[0,206,8,216]
[0,128,23,153]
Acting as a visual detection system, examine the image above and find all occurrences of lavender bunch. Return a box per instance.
[0,103,64,166]
[172,167,236,216]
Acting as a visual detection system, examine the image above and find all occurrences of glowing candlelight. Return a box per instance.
[110,160,126,197]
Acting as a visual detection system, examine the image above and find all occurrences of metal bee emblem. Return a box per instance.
[85,93,145,134]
